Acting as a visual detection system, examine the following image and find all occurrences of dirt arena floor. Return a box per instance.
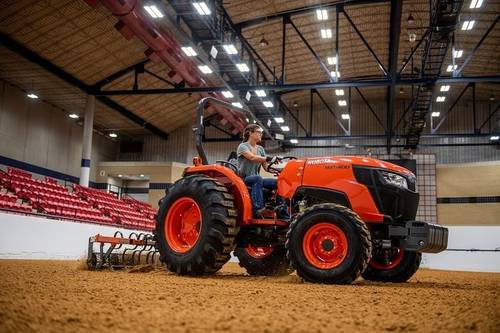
[0,260,498,333]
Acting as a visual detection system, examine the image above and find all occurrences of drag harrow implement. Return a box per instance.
[87,231,159,270]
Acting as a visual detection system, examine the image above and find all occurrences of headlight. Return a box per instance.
[379,171,408,189]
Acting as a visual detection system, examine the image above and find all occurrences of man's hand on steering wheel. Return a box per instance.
[266,155,283,165]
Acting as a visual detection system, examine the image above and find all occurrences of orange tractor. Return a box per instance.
[153,97,448,284]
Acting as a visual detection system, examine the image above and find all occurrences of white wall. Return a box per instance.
[1,212,498,272]
[0,212,145,259]
[422,226,500,273]
[0,80,118,181]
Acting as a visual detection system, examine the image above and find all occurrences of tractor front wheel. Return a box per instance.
[234,245,293,276]
[155,175,238,275]
[362,247,421,283]
[286,203,372,284]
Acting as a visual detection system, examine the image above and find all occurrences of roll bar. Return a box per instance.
[194,97,275,165]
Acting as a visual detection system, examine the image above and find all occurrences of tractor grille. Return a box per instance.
[353,166,419,222]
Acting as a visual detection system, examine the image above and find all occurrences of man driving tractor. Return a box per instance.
[237,124,283,218]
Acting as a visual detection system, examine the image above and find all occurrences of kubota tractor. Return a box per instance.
[155,98,448,284]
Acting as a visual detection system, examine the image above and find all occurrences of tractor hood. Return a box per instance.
[304,156,415,178]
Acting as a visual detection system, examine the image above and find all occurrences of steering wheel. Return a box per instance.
[216,160,238,173]
[267,156,297,175]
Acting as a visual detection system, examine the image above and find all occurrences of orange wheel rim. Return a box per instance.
[302,222,348,269]
[246,245,273,259]
[369,247,404,270]
[164,197,202,253]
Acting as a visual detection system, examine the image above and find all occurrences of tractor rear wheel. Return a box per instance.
[286,203,372,284]
[234,245,293,276]
[155,175,238,275]
[362,247,421,283]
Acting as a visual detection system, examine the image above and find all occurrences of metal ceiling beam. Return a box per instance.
[478,104,500,132]
[455,14,499,76]
[432,83,471,133]
[354,87,385,130]
[288,18,332,80]
[235,0,388,29]
[94,75,500,95]
[0,32,169,139]
[386,0,402,154]
[205,132,497,147]
[314,89,349,134]
[399,28,430,75]
[92,59,150,88]
[342,7,389,76]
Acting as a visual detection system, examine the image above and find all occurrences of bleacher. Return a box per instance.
[0,168,157,231]
[73,185,156,229]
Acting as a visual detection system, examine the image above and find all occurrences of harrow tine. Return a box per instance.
[86,232,158,270]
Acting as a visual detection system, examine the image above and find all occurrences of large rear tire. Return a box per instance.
[286,203,372,284]
[362,247,421,283]
[234,245,293,276]
[155,175,238,275]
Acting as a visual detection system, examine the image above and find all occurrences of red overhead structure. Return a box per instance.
[86,0,247,134]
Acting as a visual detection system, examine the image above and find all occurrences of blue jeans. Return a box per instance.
[244,175,276,211]
[244,176,289,219]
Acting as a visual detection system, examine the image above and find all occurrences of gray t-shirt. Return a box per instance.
[237,142,266,178]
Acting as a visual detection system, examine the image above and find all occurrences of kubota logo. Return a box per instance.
[306,158,336,165]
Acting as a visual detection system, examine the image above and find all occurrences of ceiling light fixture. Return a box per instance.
[316,9,328,21]
[198,65,212,74]
[327,56,337,65]
[222,44,238,55]
[335,89,344,96]
[274,117,284,123]
[446,64,458,72]
[222,91,234,98]
[236,63,250,72]
[338,100,347,106]
[69,114,79,119]
[436,96,446,102]
[469,0,484,9]
[231,102,242,108]
[144,5,164,18]
[193,2,211,15]
[431,112,441,117]
[320,29,332,39]
[341,114,350,120]
[407,13,415,25]
[490,135,499,141]
[255,90,266,97]
[109,133,118,138]
[259,34,269,47]
[440,85,450,92]
[408,32,417,43]
[461,20,475,30]
[281,126,290,132]
[181,46,197,57]
[453,49,463,58]
[290,139,299,144]
[263,101,274,108]
[330,70,341,78]
[27,93,38,99]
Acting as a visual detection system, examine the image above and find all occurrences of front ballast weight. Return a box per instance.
[87,231,159,270]
[389,221,448,253]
